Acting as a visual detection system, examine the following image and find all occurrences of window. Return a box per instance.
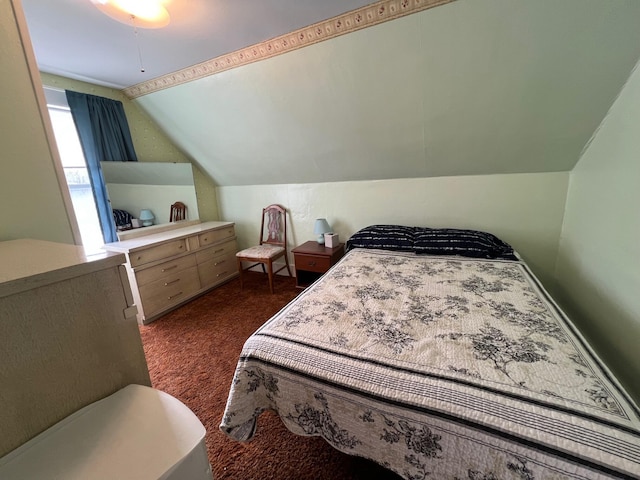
[45,88,104,254]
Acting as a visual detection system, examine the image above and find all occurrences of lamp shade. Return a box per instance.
[314,218,331,244]
[139,209,155,226]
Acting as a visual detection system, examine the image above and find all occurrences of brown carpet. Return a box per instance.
[139,271,403,480]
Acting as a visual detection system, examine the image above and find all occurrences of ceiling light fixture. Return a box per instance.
[90,0,170,29]
[91,0,170,73]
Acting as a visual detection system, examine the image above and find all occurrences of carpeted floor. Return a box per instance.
[139,271,403,480]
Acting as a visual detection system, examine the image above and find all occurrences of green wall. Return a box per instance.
[554,62,640,402]
[218,172,569,288]
[40,73,219,221]
[136,0,640,187]
[0,2,75,244]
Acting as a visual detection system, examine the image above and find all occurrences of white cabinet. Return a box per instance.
[104,221,238,324]
[0,239,150,457]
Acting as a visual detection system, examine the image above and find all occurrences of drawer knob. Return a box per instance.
[161,265,178,272]
[164,279,180,286]
[216,271,229,277]
[308,261,316,266]
[167,291,183,300]
[203,238,208,242]
[214,260,226,266]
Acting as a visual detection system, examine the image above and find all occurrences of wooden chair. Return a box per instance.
[169,202,186,222]
[236,204,292,293]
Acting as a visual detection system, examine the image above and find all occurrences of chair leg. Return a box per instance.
[261,263,267,274]
[267,260,274,294]
[284,253,292,277]
[237,258,244,290]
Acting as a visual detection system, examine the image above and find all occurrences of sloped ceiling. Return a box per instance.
[21,0,380,89]
[22,0,640,187]
[130,0,640,187]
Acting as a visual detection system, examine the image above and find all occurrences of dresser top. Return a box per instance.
[0,239,125,298]
[103,221,235,253]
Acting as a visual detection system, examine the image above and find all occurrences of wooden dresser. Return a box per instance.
[104,221,238,324]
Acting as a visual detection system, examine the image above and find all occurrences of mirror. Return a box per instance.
[101,161,199,229]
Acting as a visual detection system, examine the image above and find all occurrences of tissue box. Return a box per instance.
[324,233,339,248]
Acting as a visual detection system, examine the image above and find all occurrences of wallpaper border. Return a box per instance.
[123,0,456,99]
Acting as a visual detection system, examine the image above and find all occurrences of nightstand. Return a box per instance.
[292,241,345,288]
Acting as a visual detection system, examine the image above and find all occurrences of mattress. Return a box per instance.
[220,248,640,479]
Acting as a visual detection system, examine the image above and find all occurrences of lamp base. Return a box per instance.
[316,234,325,244]
[142,220,153,227]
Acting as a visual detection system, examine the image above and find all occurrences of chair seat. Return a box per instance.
[236,244,284,260]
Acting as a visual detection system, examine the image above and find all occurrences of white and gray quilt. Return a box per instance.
[220,249,640,479]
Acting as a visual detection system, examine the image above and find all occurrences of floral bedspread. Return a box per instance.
[220,249,640,479]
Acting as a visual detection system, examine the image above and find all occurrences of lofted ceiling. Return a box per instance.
[18,0,640,187]
[20,0,380,89]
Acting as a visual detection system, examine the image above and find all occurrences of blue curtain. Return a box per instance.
[65,90,138,244]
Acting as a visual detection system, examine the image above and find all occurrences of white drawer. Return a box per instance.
[135,254,197,287]
[198,252,237,287]
[129,239,187,267]
[138,266,200,317]
[195,239,237,264]
[198,226,235,248]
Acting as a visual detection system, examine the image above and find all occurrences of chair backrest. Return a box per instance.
[170,202,187,222]
[260,204,287,248]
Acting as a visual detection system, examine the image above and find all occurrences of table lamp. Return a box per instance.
[314,218,331,244]
[139,209,155,227]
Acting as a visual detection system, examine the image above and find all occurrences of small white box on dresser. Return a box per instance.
[324,233,339,248]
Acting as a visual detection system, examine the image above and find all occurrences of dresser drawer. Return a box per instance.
[138,266,200,317]
[195,239,237,264]
[294,254,331,273]
[198,226,235,248]
[129,239,187,267]
[135,254,197,287]
[198,252,236,287]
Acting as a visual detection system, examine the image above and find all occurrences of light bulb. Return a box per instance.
[90,0,170,28]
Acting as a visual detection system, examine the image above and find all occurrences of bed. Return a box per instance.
[220,225,640,479]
